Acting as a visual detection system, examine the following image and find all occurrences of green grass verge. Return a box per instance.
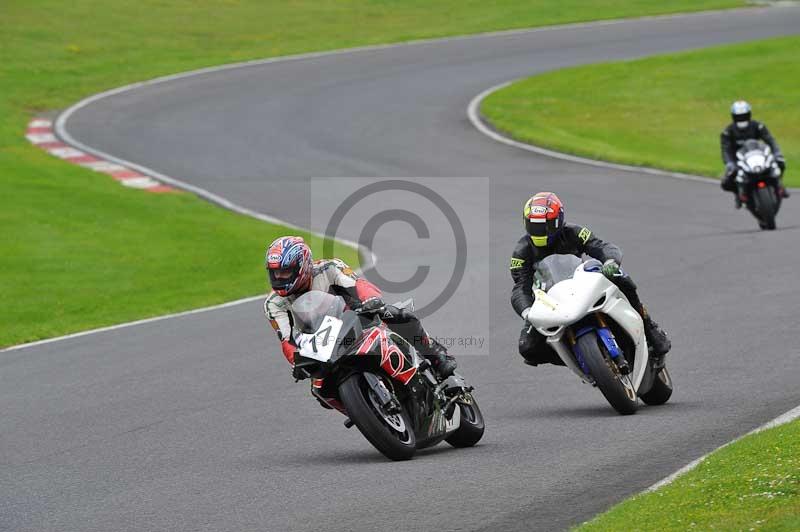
[577,418,800,531]
[0,0,746,347]
[482,35,800,186]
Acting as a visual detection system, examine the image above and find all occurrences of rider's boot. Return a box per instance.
[638,305,671,369]
[735,183,747,209]
[723,175,741,208]
[419,336,456,379]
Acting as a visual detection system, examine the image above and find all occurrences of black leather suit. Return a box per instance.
[720,120,785,191]
[509,224,645,365]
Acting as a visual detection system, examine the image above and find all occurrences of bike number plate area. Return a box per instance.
[296,316,343,362]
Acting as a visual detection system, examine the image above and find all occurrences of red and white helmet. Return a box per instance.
[265,236,313,296]
[524,192,565,248]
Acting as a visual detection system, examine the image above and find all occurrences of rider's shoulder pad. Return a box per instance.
[316,257,356,277]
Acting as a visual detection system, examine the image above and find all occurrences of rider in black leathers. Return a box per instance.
[721,100,789,206]
[511,192,671,368]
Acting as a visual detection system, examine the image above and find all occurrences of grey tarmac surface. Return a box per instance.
[4,7,800,532]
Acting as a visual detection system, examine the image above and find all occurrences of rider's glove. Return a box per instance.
[358,296,385,314]
[602,259,620,278]
[724,162,737,178]
[776,157,786,172]
[521,307,532,323]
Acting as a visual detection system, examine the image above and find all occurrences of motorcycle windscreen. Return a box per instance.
[534,254,582,291]
[737,140,769,169]
[291,290,346,333]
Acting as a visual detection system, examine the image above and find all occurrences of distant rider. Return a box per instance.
[264,236,456,379]
[510,192,671,368]
[721,100,789,208]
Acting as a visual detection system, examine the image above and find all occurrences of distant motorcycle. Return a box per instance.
[291,290,484,460]
[526,254,673,415]
[735,139,783,230]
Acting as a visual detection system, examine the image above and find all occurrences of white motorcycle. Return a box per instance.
[526,254,673,414]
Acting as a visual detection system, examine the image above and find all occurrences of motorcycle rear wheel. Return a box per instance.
[640,367,673,406]
[445,395,485,448]
[578,332,638,415]
[339,372,416,461]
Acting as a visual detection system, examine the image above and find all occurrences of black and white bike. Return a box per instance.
[735,139,783,230]
[291,291,484,461]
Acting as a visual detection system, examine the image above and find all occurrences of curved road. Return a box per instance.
[5,7,800,532]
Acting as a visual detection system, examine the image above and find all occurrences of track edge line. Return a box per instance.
[1,295,266,353]
[467,81,722,185]
[8,5,771,350]
[467,73,800,498]
[645,403,800,492]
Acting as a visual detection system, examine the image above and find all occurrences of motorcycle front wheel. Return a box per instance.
[578,332,638,415]
[338,372,416,461]
[753,186,777,230]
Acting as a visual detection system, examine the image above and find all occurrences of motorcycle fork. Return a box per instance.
[364,372,402,415]
[594,313,624,358]
[567,313,608,342]
[575,313,625,362]
[566,327,576,346]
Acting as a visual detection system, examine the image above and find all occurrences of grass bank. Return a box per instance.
[481,35,800,186]
[577,418,800,531]
[0,1,746,346]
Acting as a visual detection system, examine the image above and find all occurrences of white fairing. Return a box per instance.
[737,144,775,176]
[745,153,766,173]
[295,315,344,362]
[527,264,650,391]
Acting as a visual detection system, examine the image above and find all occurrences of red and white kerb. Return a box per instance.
[25,118,179,194]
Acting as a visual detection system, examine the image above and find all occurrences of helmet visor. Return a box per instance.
[733,111,751,124]
[268,263,301,290]
[527,218,556,247]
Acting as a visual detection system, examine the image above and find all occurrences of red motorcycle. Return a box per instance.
[291,291,484,461]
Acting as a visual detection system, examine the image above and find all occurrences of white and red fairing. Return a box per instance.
[264,258,380,364]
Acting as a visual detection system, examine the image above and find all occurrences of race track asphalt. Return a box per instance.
[4,6,800,532]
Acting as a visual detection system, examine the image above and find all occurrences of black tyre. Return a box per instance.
[577,332,638,415]
[338,372,416,461]
[640,367,674,406]
[754,186,777,230]
[445,395,485,448]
